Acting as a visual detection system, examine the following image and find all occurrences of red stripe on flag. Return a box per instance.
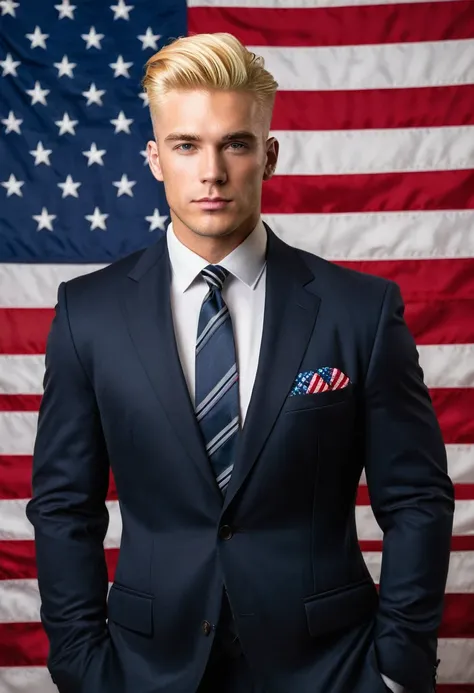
[0,395,42,411]
[0,542,120,581]
[401,300,474,345]
[0,308,54,355]
[188,2,474,47]
[431,389,474,444]
[360,536,474,552]
[262,171,474,214]
[0,456,32,499]
[441,594,474,638]
[271,86,474,131]
[0,623,48,666]
[338,260,474,303]
[0,392,471,443]
[0,594,472,667]
[0,456,118,501]
[1,262,472,359]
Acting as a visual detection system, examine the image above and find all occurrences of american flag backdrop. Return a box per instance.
[1,0,474,690]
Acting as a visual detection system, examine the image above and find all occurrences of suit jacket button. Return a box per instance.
[202,620,212,636]
[219,525,233,540]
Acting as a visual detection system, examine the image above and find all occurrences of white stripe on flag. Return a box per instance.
[250,41,474,90]
[355,500,474,541]
[437,639,474,683]
[1,498,472,543]
[1,552,474,623]
[1,640,473,690]
[1,210,473,310]
[2,344,472,396]
[270,127,474,175]
[0,355,45,395]
[0,499,121,545]
[0,668,58,693]
[417,345,474,389]
[267,210,474,261]
[0,264,106,307]
[358,445,472,484]
[362,551,474,594]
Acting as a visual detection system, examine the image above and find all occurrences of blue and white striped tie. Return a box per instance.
[195,265,240,494]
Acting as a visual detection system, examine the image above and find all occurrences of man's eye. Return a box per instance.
[228,142,246,150]
[176,143,194,151]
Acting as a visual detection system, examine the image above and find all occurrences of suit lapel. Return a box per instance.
[122,237,222,506]
[223,228,321,513]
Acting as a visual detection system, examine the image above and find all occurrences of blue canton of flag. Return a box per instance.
[0,0,187,262]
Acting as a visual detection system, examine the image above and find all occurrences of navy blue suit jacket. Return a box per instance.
[27,226,454,693]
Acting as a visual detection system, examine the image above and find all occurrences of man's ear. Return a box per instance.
[147,140,164,182]
[263,136,279,181]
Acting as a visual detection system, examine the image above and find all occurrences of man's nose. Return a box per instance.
[200,150,227,186]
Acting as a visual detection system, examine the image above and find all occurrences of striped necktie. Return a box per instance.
[195,264,240,494]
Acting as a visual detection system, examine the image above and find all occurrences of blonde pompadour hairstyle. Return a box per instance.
[142,32,279,126]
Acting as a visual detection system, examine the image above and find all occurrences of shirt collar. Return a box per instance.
[166,218,267,294]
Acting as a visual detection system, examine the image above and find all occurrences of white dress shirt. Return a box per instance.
[166,217,403,693]
[166,217,267,425]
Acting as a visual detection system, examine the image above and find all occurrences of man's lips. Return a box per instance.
[193,198,231,210]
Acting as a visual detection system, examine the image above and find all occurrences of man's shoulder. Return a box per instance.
[63,236,164,301]
[293,244,394,301]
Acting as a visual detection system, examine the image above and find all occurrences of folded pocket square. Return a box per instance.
[290,367,351,397]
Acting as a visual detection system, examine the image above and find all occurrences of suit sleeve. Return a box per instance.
[363,281,455,693]
[26,282,118,692]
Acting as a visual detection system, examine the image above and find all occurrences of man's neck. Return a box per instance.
[170,216,260,264]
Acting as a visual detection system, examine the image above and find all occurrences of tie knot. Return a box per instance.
[201,264,229,292]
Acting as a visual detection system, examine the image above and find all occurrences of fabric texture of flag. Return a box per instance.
[1,0,474,690]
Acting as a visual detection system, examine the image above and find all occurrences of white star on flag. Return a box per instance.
[0,53,21,77]
[138,27,161,51]
[110,111,133,134]
[55,112,78,136]
[1,173,24,198]
[54,0,76,19]
[29,141,52,166]
[1,111,22,134]
[82,83,106,106]
[33,207,56,231]
[140,150,149,165]
[113,174,136,197]
[110,0,133,20]
[145,208,168,232]
[26,81,50,106]
[25,26,49,50]
[58,174,81,198]
[109,55,133,78]
[139,91,149,107]
[0,0,19,17]
[82,143,106,166]
[85,207,109,230]
[54,55,76,78]
[81,26,105,50]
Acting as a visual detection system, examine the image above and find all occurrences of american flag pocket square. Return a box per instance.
[289,367,351,397]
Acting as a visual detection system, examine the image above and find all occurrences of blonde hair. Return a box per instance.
[142,32,278,125]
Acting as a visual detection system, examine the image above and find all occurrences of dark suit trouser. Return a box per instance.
[197,592,265,693]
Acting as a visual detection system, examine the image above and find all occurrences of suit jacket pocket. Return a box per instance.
[284,383,354,413]
[303,577,378,637]
[107,583,153,636]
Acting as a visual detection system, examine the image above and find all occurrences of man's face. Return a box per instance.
[147,89,278,241]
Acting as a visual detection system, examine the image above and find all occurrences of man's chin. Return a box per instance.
[187,219,239,239]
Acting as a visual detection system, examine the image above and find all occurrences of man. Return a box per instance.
[27,32,454,693]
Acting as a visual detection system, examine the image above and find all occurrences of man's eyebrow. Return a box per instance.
[164,131,258,143]
[164,133,201,142]
[222,131,258,142]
